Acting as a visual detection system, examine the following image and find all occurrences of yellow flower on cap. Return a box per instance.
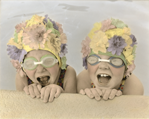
[105,28,124,39]
[88,22,102,39]
[123,27,131,35]
[123,47,134,65]
[90,30,109,53]
[7,14,68,69]
[26,15,44,27]
[122,34,132,49]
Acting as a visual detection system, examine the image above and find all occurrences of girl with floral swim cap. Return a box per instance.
[77,18,144,101]
[7,15,77,103]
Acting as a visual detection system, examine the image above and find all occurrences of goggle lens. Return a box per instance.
[42,57,57,68]
[110,58,123,66]
[22,55,58,70]
[23,58,37,70]
[87,55,124,68]
[87,56,98,64]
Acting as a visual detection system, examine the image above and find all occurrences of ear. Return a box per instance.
[125,61,135,78]
[10,60,21,69]
[10,60,26,78]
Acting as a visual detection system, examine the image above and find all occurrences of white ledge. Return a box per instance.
[0,90,149,119]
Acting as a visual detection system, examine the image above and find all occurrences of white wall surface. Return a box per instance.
[0,1,149,95]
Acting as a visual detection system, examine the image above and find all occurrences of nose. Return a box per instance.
[36,64,46,73]
[98,62,109,70]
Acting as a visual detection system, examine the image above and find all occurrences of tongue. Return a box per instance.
[99,77,109,83]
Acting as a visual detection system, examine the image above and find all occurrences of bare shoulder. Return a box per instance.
[77,69,91,93]
[123,74,144,95]
[63,65,77,93]
[15,72,28,91]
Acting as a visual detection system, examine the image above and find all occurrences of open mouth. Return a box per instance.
[97,74,111,86]
[37,76,50,87]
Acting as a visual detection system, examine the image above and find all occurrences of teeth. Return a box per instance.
[100,74,109,77]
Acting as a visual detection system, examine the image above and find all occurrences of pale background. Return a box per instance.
[0,0,149,96]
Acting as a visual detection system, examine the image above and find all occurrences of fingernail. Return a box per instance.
[90,94,94,98]
[31,95,35,98]
[49,99,53,102]
[37,95,40,98]
[43,100,48,103]
[96,97,101,101]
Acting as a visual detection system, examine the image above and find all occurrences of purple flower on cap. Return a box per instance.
[7,45,27,62]
[43,15,58,30]
[107,35,127,55]
[130,34,137,47]
[59,44,68,57]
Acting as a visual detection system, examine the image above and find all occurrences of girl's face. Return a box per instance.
[87,54,125,89]
[24,50,60,87]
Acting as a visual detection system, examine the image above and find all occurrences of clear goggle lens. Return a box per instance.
[22,55,58,70]
[87,55,124,68]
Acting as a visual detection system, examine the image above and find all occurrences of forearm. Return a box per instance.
[15,72,28,91]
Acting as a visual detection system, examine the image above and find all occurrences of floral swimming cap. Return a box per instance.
[81,18,137,75]
[7,14,68,69]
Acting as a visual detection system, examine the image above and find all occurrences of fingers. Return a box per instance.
[79,88,122,101]
[23,86,30,95]
[109,89,117,100]
[37,84,42,92]
[79,89,86,95]
[41,85,63,103]
[43,88,51,103]
[32,84,41,98]
[41,87,46,100]
[49,88,57,102]
[28,85,36,98]
[102,89,111,101]
[55,88,62,98]
[116,90,122,97]
[91,88,101,101]
[84,88,94,99]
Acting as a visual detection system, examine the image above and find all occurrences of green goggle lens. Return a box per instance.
[22,55,58,70]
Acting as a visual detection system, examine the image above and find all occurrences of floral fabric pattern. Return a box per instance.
[82,18,137,70]
[90,31,109,54]
[107,35,127,55]
[81,36,91,58]
[7,14,68,69]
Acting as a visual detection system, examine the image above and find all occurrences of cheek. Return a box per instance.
[87,63,98,77]
[110,66,125,78]
[46,63,60,77]
[25,70,36,81]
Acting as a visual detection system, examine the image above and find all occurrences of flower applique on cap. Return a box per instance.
[81,18,137,75]
[7,14,68,71]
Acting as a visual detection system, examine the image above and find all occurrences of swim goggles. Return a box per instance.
[21,54,58,70]
[87,54,124,68]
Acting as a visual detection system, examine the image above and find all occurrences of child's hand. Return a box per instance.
[41,84,63,103]
[79,88,103,101]
[23,83,42,98]
[102,89,122,101]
